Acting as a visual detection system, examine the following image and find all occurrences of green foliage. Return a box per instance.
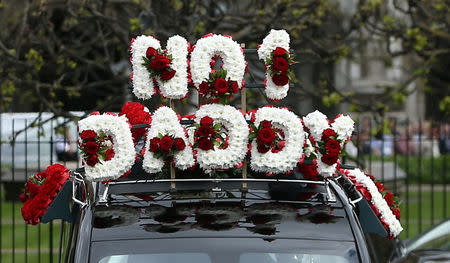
[129,17,141,31]
[392,91,406,105]
[439,96,450,115]
[25,48,44,71]
[322,92,342,108]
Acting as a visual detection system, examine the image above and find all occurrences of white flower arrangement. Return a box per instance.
[130,35,161,100]
[142,106,195,173]
[346,168,403,237]
[78,114,135,182]
[195,104,249,171]
[250,107,305,174]
[331,114,355,144]
[158,35,189,99]
[190,34,246,90]
[257,29,291,101]
[303,110,329,142]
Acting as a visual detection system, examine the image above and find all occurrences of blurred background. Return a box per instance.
[0,0,449,262]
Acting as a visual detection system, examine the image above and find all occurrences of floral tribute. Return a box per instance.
[340,168,403,238]
[258,29,294,101]
[142,106,195,173]
[190,34,246,102]
[130,35,189,100]
[78,114,135,181]
[21,164,69,225]
[302,111,354,176]
[194,104,249,171]
[119,102,151,142]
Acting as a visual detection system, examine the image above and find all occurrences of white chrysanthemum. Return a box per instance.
[332,115,355,142]
[78,114,135,182]
[258,29,291,101]
[304,137,316,158]
[130,35,161,100]
[303,110,329,141]
[195,104,249,171]
[190,35,246,89]
[250,107,305,174]
[142,106,195,173]
[347,169,403,237]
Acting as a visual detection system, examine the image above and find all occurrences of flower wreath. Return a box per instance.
[194,104,249,171]
[21,164,70,225]
[142,106,195,173]
[78,114,135,181]
[190,34,246,102]
[130,35,189,100]
[341,168,403,238]
[258,29,294,101]
[250,106,305,174]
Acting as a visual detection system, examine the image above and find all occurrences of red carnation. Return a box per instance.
[198,137,214,150]
[146,47,158,59]
[257,142,270,153]
[375,182,386,193]
[150,55,170,70]
[384,191,394,206]
[200,116,214,127]
[160,136,174,151]
[174,138,186,151]
[272,57,289,71]
[261,120,272,128]
[199,81,209,95]
[230,81,239,94]
[80,130,97,140]
[321,128,336,141]
[149,137,160,152]
[272,72,289,86]
[392,207,401,219]
[84,141,99,154]
[41,180,61,198]
[119,102,151,141]
[197,126,215,137]
[321,153,339,165]
[214,78,229,95]
[359,187,372,201]
[273,47,287,57]
[161,68,176,81]
[86,154,99,166]
[257,127,276,145]
[25,181,40,199]
[105,148,115,161]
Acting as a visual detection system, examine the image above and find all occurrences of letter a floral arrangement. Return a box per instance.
[20,29,402,239]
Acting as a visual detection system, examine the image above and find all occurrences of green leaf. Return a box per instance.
[248,133,257,140]
[213,140,220,146]
[213,123,222,130]
[158,133,163,138]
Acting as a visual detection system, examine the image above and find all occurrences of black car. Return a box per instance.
[55,168,400,263]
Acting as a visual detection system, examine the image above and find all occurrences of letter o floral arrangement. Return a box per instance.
[78,114,135,182]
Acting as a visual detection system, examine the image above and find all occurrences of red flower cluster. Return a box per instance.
[297,160,320,181]
[144,47,176,81]
[319,128,341,165]
[198,69,239,104]
[194,116,224,151]
[119,102,152,141]
[79,130,115,167]
[250,120,284,153]
[21,164,69,225]
[149,135,186,159]
[269,47,294,86]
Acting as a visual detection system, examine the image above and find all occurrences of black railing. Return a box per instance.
[0,114,448,262]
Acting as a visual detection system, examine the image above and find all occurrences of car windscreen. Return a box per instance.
[91,238,359,263]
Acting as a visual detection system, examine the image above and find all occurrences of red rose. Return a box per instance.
[272,72,289,86]
[375,182,386,193]
[257,127,275,145]
[146,47,158,59]
[105,148,115,161]
[160,135,174,151]
[199,81,209,95]
[257,142,270,153]
[392,207,401,219]
[80,130,97,140]
[321,153,339,165]
[149,55,170,70]
[273,47,287,57]
[272,57,289,71]
[86,154,99,166]
[200,116,214,127]
[149,137,160,152]
[230,81,239,94]
[321,128,336,141]
[325,139,340,153]
[384,191,394,206]
[174,138,186,151]
[161,68,176,81]
[198,137,214,150]
[214,78,228,95]
[272,140,285,153]
[197,126,214,137]
[261,120,272,128]
[84,141,99,154]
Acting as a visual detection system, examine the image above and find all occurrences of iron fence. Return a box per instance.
[0,114,449,262]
